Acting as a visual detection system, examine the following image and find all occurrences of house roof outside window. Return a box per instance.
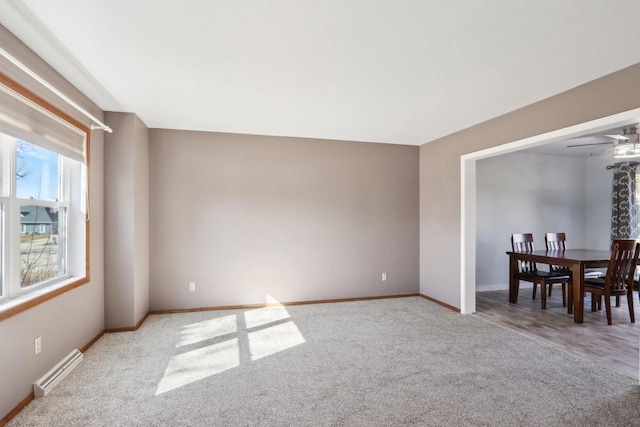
[19,206,58,225]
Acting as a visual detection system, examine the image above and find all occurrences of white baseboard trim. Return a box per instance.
[477,283,534,292]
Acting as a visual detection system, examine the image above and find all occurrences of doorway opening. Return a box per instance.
[460,107,640,315]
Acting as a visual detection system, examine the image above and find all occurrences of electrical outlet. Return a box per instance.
[35,336,42,355]
[382,272,388,281]
[189,282,196,292]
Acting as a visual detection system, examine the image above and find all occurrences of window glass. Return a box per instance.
[16,141,60,201]
[20,205,65,287]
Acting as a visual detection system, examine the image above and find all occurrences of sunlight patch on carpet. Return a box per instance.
[157,294,306,395]
[249,321,305,361]
[156,338,239,395]
[176,314,238,348]
[245,305,290,329]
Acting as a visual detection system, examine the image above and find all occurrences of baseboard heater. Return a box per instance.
[33,349,83,397]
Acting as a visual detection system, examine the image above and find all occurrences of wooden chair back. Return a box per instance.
[545,233,567,250]
[545,232,568,273]
[604,239,640,295]
[511,233,537,273]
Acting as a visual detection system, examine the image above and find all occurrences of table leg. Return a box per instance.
[567,280,573,315]
[571,262,584,323]
[509,255,518,303]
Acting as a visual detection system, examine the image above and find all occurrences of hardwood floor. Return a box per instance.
[475,287,640,379]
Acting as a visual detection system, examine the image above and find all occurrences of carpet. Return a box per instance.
[8,297,640,426]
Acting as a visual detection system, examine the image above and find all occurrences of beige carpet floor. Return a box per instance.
[8,297,640,426]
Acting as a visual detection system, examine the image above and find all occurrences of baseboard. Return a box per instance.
[476,284,510,292]
[135,312,149,329]
[477,283,536,292]
[1,328,105,426]
[419,293,461,313]
[110,294,421,330]
[80,330,105,353]
[149,293,421,314]
[104,326,136,333]
[0,392,33,427]
[105,311,150,333]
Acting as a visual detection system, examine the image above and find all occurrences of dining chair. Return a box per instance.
[544,232,604,299]
[511,233,569,309]
[583,239,640,325]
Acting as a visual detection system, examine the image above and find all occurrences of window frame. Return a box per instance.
[0,72,90,322]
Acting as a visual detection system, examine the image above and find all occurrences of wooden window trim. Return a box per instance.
[0,72,91,323]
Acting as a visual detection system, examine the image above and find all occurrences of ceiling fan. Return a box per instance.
[566,125,640,157]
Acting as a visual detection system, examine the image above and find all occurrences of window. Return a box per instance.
[0,74,89,319]
[15,141,67,286]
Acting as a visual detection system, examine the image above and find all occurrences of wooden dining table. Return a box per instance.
[506,249,611,323]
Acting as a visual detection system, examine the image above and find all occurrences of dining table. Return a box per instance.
[506,249,611,323]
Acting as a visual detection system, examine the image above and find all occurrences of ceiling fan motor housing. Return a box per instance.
[622,126,639,144]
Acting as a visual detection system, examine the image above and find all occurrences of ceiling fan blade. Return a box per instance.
[566,142,614,148]
[604,134,629,141]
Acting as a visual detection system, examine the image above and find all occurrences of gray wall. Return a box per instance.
[584,154,614,251]
[420,62,640,308]
[476,152,586,290]
[104,112,149,328]
[0,25,105,418]
[149,130,419,310]
[133,116,150,323]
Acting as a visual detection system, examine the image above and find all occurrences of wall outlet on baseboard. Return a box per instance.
[35,336,42,355]
[189,282,196,292]
[382,272,388,281]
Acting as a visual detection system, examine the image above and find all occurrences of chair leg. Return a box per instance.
[541,283,547,309]
[616,295,621,307]
[604,295,612,325]
[628,290,635,323]
[597,295,602,311]
[532,283,537,299]
[591,293,596,312]
[561,283,566,307]
[548,284,553,297]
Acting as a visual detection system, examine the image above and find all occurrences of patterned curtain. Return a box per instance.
[611,162,638,240]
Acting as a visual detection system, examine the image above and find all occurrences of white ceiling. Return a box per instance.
[2,1,640,146]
